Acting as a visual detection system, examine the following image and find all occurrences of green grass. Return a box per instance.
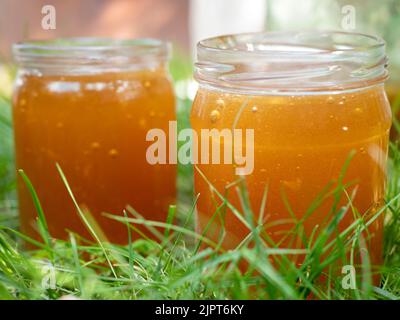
[1,66,400,300]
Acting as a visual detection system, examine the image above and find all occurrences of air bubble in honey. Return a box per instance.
[216,98,225,109]
[210,109,220,123]
[109,148,119,158]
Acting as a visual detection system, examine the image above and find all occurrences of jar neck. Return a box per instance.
[195,31,388,93]
[13,38,171,75]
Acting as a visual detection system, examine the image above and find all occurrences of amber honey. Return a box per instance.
[12,39,176,243]
[192,32,391,272]
[192,87,390,265]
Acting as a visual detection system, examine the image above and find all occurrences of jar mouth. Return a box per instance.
[13,38,171,73]
[195,31,388,93]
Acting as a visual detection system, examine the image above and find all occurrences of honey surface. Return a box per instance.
[191,85,391,268]
[13,68,176,243]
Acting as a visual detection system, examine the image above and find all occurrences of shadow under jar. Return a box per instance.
[191,32,391,278]
[13,38,176,243]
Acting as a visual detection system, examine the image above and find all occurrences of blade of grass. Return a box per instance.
[55,163,117,279]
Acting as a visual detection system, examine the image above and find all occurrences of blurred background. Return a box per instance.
[0,0,399,98]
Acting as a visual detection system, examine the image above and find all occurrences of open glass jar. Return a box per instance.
[13,38,176,243]
[191,32,391,273]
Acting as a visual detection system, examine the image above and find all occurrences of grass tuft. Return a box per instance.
[0,66,400,300]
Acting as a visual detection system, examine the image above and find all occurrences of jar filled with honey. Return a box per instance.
[13,38,176,243]
[191,32,391,273]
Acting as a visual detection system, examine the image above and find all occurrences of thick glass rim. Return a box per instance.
[198,31,385,57]
[13,37,171,72]
[195,31,388,93]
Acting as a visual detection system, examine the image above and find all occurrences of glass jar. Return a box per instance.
[13,38,176,243]
[191,32,391,271]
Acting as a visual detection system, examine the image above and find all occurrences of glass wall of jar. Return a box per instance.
[12,38,176,243]
[191,32,391,278]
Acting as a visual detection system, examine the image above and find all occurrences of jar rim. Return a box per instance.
[195,31,388,93]
[198,31,385,56]
[13,37,171,73]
